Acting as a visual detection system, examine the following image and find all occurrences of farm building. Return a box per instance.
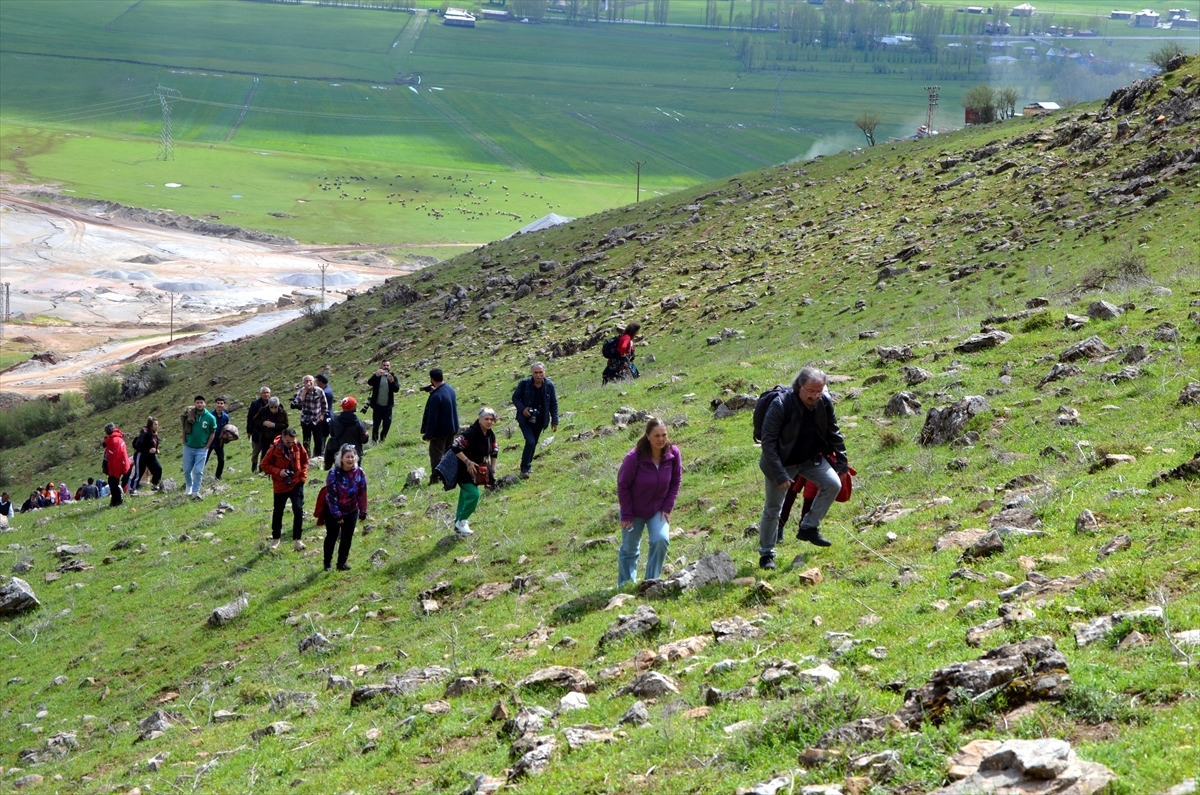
[478,8,508,19]
[1168,7,1191,18]
[1132,8,1160,25]
[989,54,1019,64]
[1110,9,1133,18]
[443,7,476,26]
[1023,101,1061,114]
[505,213,574,238]
[966,6,985,13]
[985,20,1012,33]
[1023,45,1038,56]
[1174,16,1199,26]
[1011,2,1035,15]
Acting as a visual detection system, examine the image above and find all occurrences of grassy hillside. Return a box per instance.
[4,0,1195,246]
[1,59,1199,794]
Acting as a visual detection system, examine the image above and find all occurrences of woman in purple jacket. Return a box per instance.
[616,418,682,587]
[323,444,368,572]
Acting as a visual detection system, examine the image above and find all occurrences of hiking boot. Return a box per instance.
[519,471,530,480]
[336,564,352,571]
[191,492,202,501]
[293,540,306,552]
[759,554,777,570]
[453,519,474,537]
[269,538,281,550]
[798,526,832,547]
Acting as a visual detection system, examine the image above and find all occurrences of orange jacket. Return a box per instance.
[259,437,310,494]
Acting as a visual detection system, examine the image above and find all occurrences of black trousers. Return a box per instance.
[370,405,393,442]
[107,475,123,506]
[131,453,162,490]
[271,483,305,540]
[427,435,454,482]
[324,511,358,569]
[206,443,225,479]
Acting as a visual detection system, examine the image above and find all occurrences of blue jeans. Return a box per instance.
[618,511,670,587]
[519,422,541,474]
[182,445,208,495]
[758,456,840,557]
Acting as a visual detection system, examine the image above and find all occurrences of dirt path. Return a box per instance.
[0,191,427,396]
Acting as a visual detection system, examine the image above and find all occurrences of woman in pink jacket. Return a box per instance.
[616,417,682,587]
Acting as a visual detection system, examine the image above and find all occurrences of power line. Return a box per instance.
[155,85,182,161]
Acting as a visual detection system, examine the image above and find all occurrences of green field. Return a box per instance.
[2,0,1196,245]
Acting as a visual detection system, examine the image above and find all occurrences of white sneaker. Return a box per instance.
[453,520,474,537]
[191,492,202,501]
[294,540,306,552]
[269,538,281,550]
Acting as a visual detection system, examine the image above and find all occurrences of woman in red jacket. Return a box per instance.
[103,423,131,508]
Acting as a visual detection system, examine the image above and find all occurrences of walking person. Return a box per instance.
[294,375,328,457]
[512,362,558,479]
[420,368,459,484]
[260,427,309,551]
[322,444,368,571]
[366,360,400,443]
[315,374,334,456]
[616,418,682,587]
[205,397,229,480]
[247,386,272,473]
[129,417,162,495]
[602,322,641,385]
[757,366,850,570]
[437,407,499,537]
[253,397,290,471]
[324,396,369,470]
[181,395,217,500]
[103,422,131,508]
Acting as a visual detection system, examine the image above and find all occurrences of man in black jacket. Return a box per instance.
[421,368,459,484]
[512,362,559,479]
[366,361,400,443]
[324,396,369,470]
[247,386,271,473]
[757,366,849,570]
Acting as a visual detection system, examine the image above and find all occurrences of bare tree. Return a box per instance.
[998,86,1020,118]
[854,110,881,146]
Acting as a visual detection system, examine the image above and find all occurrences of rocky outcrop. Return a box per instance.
[931,738,1116,794]
[919,396,990,446]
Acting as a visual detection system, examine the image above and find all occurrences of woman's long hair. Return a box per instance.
[634,417,667,459]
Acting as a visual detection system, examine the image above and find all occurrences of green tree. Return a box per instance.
[854,110,881,146]
[1148,41,1186,71]
[997,86,1020,118]
[961,84,998,123]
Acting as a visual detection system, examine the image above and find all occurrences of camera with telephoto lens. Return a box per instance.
[527,408,539,424]
[283,470,294,487]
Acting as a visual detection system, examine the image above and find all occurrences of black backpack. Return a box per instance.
[752,385,792,443]
[601,335,621,360]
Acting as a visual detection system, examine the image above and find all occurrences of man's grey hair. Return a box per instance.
[531,362,546,372]
[479,406,498,420]
[793,366,828,391]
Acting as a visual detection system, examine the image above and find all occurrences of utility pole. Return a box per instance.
[169,291,175,342]
[318,263,329,308]
[923,85,941,137]
[631,159,646,203]
[2,282,9,322]
[154,85,182,161]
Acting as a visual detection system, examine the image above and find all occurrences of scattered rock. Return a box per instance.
[1090,453,1135,473]
[656,635,710,662]
[639,550,736,598]
[930,738,1115,794]
[422,700,451,714]
[962,530,1004,560]
[515,666,596,694]
[797,567,823,586]
[798,664,841,687]
[1060,336,1111,362]
[900,366,933,385]
[559,692,589,712]
[136,709,175,741]
[0,577,40,615]
[615,671,680,698]
[13,774,44,790]
[877,345,914,364]
[850,749,901,780]
[208,594,248,627]
[502,706,553,739]
[562,724,615,751]
[712,616,765,644]
[1178,383,1200,407]
[299,633,329,653]
[1097,534,1132,560]
[405,468,426,487]
[1075,510,1099,533]
[954,330,1012,353]
[445,677,479,698]
[249,721,292,741]
[884,392,922,417]
[618,700,650,726]
[600,604,660,647]
[919,396,990,446]
[1038,362,1084,387]
[509,735,555,779]
[1087,301,1123,320]
[935,528,988,552]
[1073,607,1162,647]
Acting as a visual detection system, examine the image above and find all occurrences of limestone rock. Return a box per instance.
[137,709,174,741]
[1060,336,1110,362]
[1074,510,1099,533]
[509,735,555,779]
[515,666,596,694]
[1163,781,1197,795]
[712,616,765,644]
[208,594,248,627]
[884,392,922,417]
[1179,383,1200,406]
[562,724,615,751]
[639,550,736,598]
[929,738,1115,794]
[249,721,292,741]
[1097,534,1132,559]
[900,366,933,385]
[615,671,680,698]
[919,396,990,446]
[962,530,1004,559]
[657,635,709,662]
[935,528,988,552]
[445,676,479,698]
[502,706,553,739]
[405,468,426,487]
[955,330,1012,353]
[1087,300,1123,320]
[798,664,841,687]
[558,692,589,712]
[619,700,650,726]
[1038,362,1083,387]
[1072,606,1162,647]
[600,604,660,647]
[877,345,914,364]
[0,577,40,615]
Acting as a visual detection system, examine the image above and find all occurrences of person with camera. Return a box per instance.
[442,407,499,537]
[322,443,368,571]
[253,397,290,476]
[366,360,400,444]
[260,427,309,551]
[324,396,369,470]
[294,375,329,457]
[511,362,558,479]
[616,417,681,587]
[421,368,459,485]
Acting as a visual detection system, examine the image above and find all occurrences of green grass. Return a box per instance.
[4,0,1196,246]
[1,58,1199,794]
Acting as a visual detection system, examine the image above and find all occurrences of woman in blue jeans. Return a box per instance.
[616,417,682,587]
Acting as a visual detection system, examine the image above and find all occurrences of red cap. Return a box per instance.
[341,396,357,411]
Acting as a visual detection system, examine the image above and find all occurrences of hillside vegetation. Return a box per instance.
[1,59,1199,795]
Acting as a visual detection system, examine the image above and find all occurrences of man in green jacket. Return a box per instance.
[182,395,217,500]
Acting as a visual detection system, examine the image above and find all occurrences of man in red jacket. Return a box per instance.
[260,427,310,551]
[103,423,131,508]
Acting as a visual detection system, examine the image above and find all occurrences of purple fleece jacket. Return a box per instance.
[617,444,682,522]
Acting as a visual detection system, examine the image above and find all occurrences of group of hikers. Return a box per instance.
[10,320,852,582]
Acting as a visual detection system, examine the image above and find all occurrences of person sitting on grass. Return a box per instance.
[322,444,368,572]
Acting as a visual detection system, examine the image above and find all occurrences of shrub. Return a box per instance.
[1020,312,1055,333]
[145,363,172,394]
[302,304,331,329]
[878,428,906,449]
[1148,41,1186,71]
[0,393,87,449]
[83,373,123,411]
